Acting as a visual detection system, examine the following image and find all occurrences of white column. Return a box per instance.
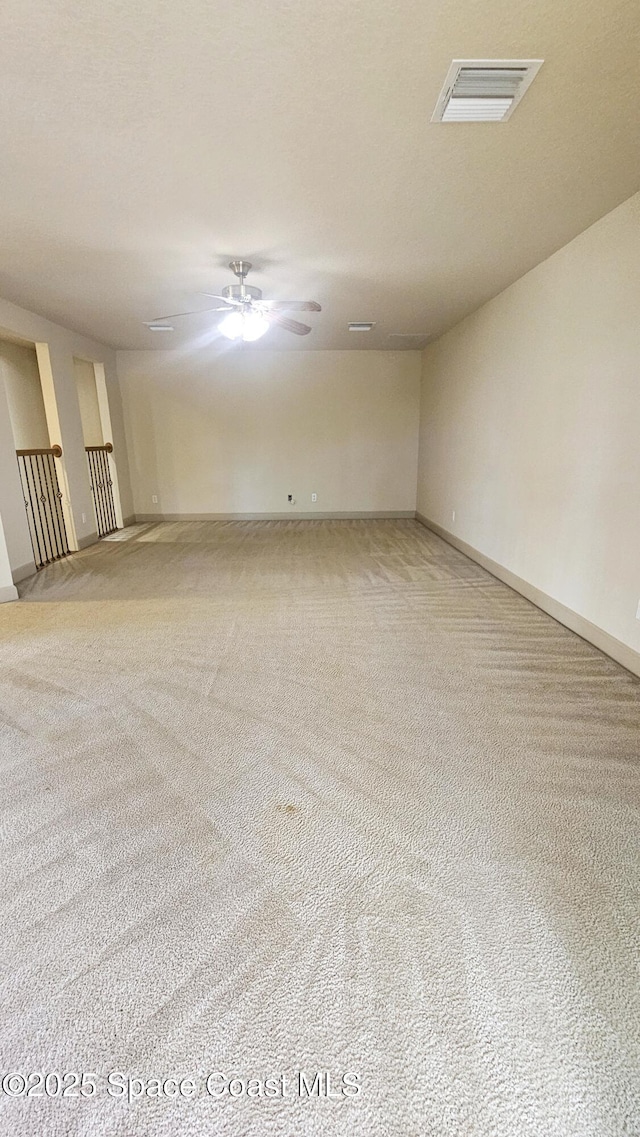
[35,341,96,549]
[94,362,124,527]
[0,512,19,602]
[0,375,36,581]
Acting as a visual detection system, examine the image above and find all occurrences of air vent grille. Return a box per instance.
[432,59,543,123]
[442,97,513,122]
[453,67,529,97]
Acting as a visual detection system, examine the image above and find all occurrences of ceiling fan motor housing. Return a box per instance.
[222,283,263,303]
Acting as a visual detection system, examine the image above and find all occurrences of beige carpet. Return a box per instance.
[0,519,638,1137]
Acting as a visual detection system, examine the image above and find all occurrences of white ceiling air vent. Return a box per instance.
[349,322,376,332]
[432,59,543,123]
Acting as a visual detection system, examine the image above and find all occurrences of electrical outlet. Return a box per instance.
[81,512,86,524]
[452,510,456,522]
[152,495,158,504]
[287,494,293,503]
[311,493,317,503]
[636,599,640,620]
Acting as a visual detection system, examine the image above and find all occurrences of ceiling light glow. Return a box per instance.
[219,311,244,340]
[242,312,270,341]
[219,310,270,342]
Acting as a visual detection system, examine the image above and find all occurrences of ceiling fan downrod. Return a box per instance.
[223,261,261,305]
[229,260,251,302]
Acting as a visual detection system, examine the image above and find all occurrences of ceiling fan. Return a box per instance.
[146,260,321,341]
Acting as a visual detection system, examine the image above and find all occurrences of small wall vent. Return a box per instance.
[432,59,543,123]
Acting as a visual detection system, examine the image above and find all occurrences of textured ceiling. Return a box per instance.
[0,0,638,350]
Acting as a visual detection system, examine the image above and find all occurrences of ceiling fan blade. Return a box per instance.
[268,313,312,335]
[267,301,321,312]
[148,305,228,322]
[200,293,240,304]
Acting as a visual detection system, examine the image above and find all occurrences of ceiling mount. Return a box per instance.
[229,259,252,281]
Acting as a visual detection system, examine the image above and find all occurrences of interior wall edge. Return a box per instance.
[415,512,640,681]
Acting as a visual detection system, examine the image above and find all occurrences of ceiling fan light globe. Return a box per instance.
[219,311,244,340]
[242,312,270,342]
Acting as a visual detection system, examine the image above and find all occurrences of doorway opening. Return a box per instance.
[73,358,122,537]
[1,338,71,568]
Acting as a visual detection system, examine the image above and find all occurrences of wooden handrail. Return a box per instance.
[85,443,113,453]
[16,445,62,457]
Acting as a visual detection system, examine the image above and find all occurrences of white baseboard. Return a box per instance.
[0,583,19,603]
[134,511,415,522]
[77,532,99,550]
[415,513,640,680]
[122,515,136,527]
[11,560,37,584]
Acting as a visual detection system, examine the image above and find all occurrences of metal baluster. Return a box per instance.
[96,450,106,536]
[98,450,108,535]
[39,452,58,561]
[19,456,43,567]
[103,449,116,533]
[34,452,54,564]
[42,452,60,560]
[16,447,70,568]
[97,450,107,535]
[87,450,97,534]
[102,450,113,533]
[54,454,69,554]
[86,444,117,537]
[46,452,62,557]
[87,450,96,533]
[47,452,68,557]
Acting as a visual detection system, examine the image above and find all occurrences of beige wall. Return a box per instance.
[117,349,421,517]
[417,191,640,659]
[73,358,103,447]
[0,341,49,450]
